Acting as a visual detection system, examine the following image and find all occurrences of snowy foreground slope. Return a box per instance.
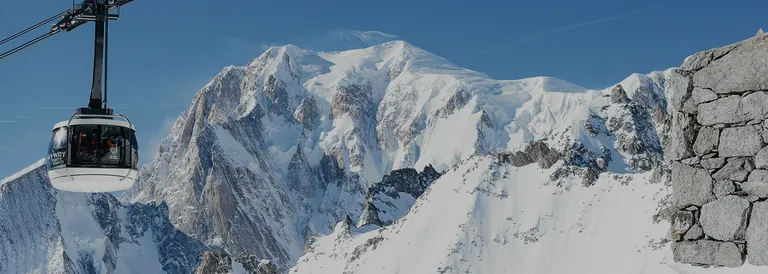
[3,36,767,273]
[293,156,768,274]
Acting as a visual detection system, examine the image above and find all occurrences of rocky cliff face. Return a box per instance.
[0,161,207,274]
[667,33,768,267]
[357,165,441,227]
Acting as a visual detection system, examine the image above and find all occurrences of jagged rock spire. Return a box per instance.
[610,84,632,104]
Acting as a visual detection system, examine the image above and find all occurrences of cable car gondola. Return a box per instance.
[1,0,138,192]
[47,112,139,192]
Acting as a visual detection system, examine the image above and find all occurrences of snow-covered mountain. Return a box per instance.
[119,39,675,271]
[0,160,208,274]
[3,35,759,273]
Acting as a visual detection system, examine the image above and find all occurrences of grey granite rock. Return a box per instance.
[749,169,768,182]
[713,158,750,182]
[672,162,715,207]
[762,128,768,144]
[693,36,768,94]
[713,180,736,199]
[684,224,704,240]
[696,96,741,126]
[697,93,768,126]
[719,126,763,157]
[670,211,695,242]
[680,157,700,166]
[700,195,750,241]
[700,158,726,170]
[673,240,744,267]
[747,201,768,266]
[755,147,768,169]
[693,127,719,156]
[667,112,698,161]
[741,181,768,198]
[691,87,718,105]
[610,84,631,104]
[668,69,693,112]
[682,51,714,72]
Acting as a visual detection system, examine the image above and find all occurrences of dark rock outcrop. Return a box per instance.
[358,165,441,227]
[610,84,631,104]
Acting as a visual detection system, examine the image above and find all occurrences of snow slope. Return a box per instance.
[292,155,768,274]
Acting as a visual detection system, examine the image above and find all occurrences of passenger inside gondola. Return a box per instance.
[72,125,99,165]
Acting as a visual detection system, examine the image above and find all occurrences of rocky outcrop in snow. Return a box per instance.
[667,34,768,267]
[194,251,279,274]
[357,165,441,227]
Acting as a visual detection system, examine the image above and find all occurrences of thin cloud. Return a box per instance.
[260,29,401,52]
[35,106,78,110]
[455,1,680,60]
[0,121,15,123]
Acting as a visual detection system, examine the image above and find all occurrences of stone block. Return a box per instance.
[713,180,735,199]
[667,112,698,161]
[673,240,744,267]
[700,158,726,169]
[718,126,763,157]
[672,162,715,207]
[700,195,750,241]
[693,127,719,156]
[670,211,695,242]
[712,158,750,182]
[747,201,768,265]
[693,36,768,94]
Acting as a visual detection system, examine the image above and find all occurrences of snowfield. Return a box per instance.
[292,156,768,274]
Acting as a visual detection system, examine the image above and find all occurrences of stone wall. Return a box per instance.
[668,32,768,267]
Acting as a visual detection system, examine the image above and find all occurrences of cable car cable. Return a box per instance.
[0,10,68,47]
[0,32,61,65]
[0,31,60,62]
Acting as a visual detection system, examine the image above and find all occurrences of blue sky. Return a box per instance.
[0,0,765,177]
